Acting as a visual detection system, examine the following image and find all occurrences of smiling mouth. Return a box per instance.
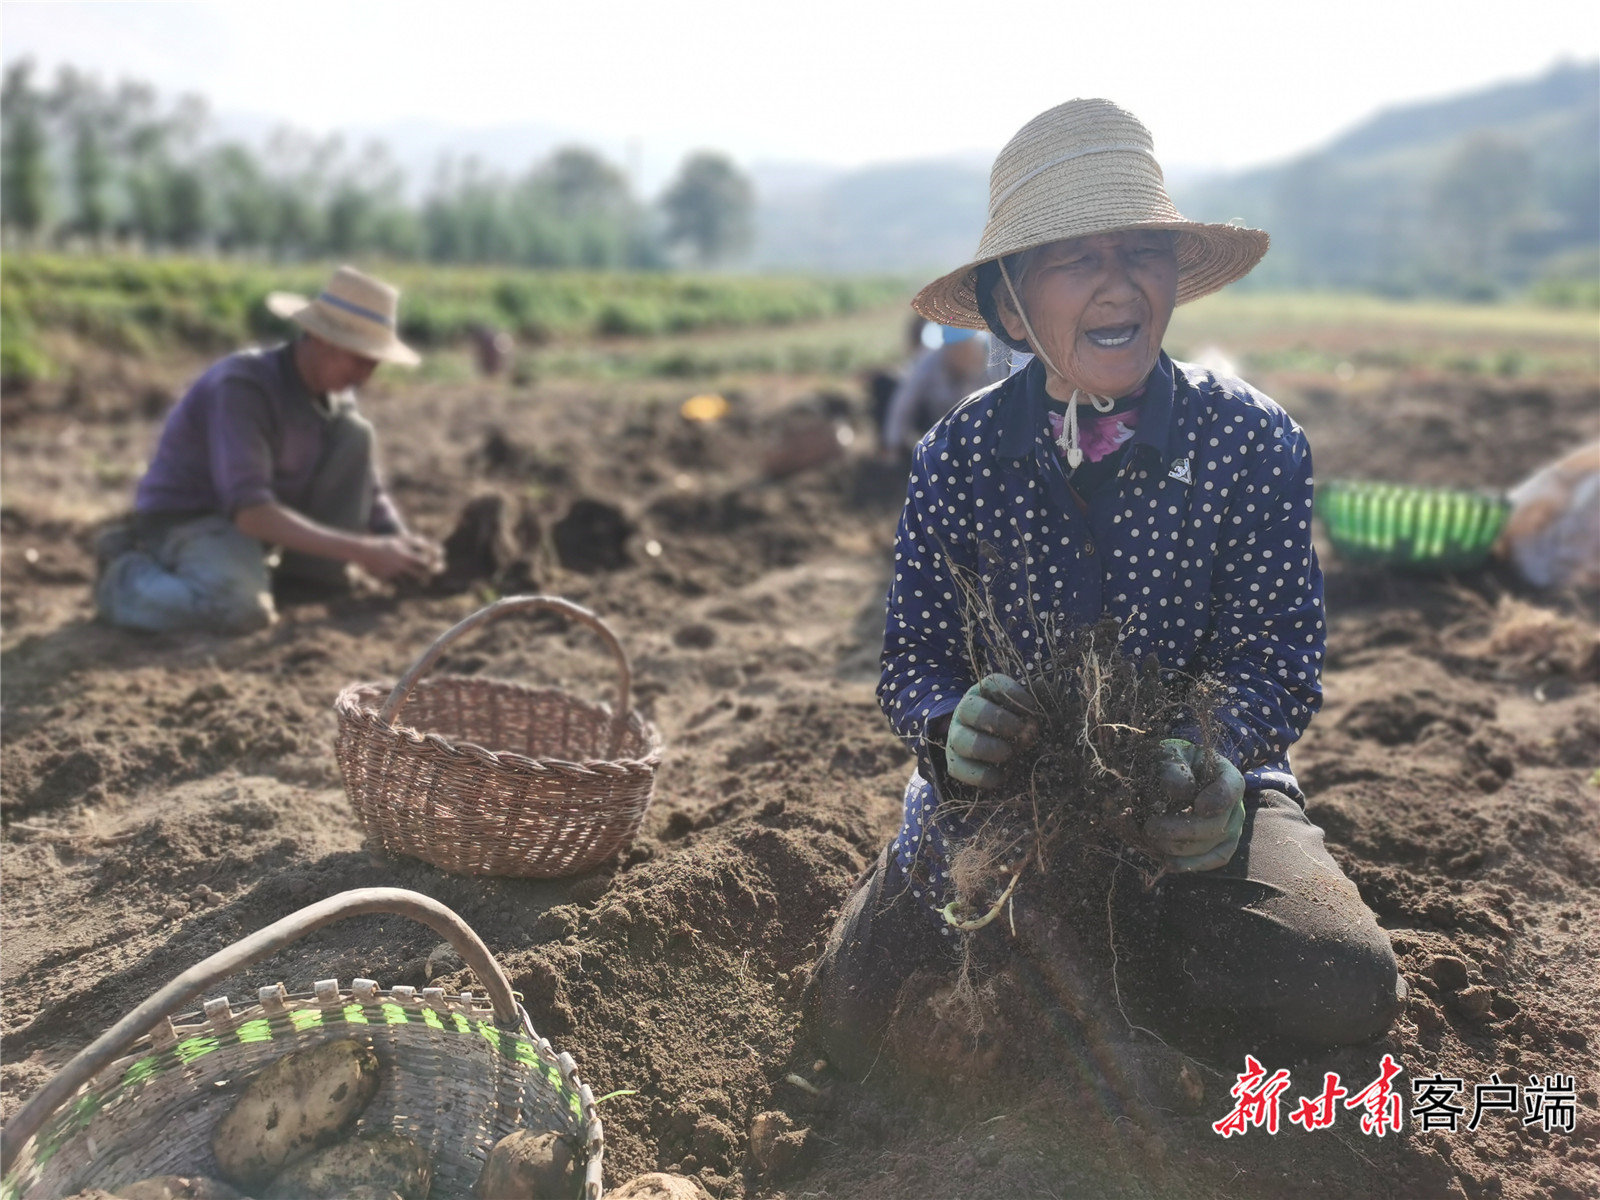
[1085,324,1139,348]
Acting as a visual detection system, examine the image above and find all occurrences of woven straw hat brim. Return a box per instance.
[913,220,1269,328]
[267,290,421,367]
[913,97,1269,328]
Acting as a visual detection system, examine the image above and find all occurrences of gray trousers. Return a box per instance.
[811,791,1404,1077]
[96,411,380,633]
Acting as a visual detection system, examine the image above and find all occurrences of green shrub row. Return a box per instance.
[0,254,910,384]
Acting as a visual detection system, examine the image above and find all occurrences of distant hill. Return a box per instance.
[753,61,1598,296]
[754,157,989,273]
[1179,61,1599,295]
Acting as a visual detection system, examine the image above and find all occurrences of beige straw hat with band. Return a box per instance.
[913,98,1269,327]
[266,265,421,366]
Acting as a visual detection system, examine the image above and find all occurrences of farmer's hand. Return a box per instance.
[401,533,445,574]
[1143,738,1245,871]
[944,674,1040,790]
[358,534,439,584]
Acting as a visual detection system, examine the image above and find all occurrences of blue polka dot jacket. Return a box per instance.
[880,352,1325,919]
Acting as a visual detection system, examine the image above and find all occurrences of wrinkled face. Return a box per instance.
[995,230,1178,399]
[299,334,380,393]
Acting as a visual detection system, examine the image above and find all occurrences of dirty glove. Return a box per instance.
[943,674,1040,790]
[1143,738,1245,871]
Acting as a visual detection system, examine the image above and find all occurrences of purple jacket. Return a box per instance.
[135,343,402,534]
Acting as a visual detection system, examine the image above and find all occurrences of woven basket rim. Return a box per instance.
[77,984,573,1103]
[335,676,665,773]
[5,980,603,1200]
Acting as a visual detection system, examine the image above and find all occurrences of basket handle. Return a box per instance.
[378,594,632,760]
[1,888,523,1178]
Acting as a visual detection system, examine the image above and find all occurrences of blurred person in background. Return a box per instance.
[810,98,1403,1078]
[94,266,441,634]
[866,313,930,451]
[470,322,516,377]
[880,323,1008,457]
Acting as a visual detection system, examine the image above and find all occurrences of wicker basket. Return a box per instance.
[0,888,603,1200]
[335,596,662,878]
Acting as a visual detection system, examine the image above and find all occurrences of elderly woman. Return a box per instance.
[811,99,1403,1076]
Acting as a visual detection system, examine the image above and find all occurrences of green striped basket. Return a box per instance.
[1315,480,1510,571]
[0,890,605,1200]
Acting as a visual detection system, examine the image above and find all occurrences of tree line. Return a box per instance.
[0,59,756,268]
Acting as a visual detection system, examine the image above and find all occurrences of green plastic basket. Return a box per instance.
[1315,480,1509,571]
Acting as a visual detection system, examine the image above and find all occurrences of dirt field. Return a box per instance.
[2,321,1597,1200]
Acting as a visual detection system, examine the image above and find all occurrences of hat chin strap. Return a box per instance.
[997,259,1112,469]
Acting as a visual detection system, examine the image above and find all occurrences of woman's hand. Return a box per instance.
[944,674,1040,789]
[1143,739,1245,871]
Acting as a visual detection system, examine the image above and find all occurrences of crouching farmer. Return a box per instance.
[809,99,1404,1078]
[96,266,441,634]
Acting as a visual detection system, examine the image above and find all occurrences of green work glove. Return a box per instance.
[944,674,1040,790]
[1143,738,1245,871]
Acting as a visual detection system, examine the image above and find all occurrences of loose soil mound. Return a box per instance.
[2,352,1597,1199]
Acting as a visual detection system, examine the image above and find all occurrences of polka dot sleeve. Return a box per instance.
[1201,418,1325,769]
[875,438,975,753]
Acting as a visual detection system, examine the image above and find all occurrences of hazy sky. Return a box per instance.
[4,0,1597,180]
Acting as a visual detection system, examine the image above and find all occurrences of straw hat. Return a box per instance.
[266,266,420,366]
[913,99,1269,327]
